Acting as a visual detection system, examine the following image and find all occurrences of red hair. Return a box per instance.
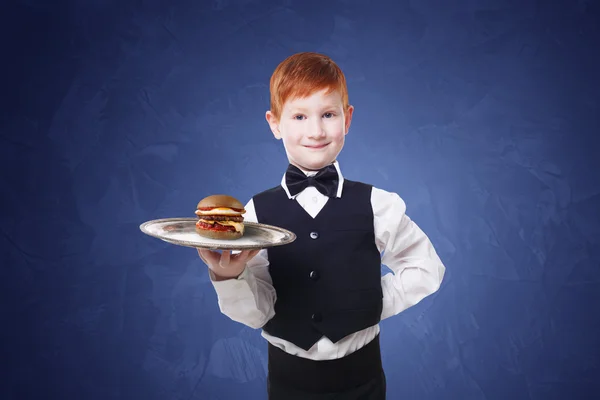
[269,52,349,120]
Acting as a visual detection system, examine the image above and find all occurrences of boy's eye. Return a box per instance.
[323,112,334,118]
[294,115,305,120]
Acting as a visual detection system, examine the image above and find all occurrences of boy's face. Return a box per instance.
[266,88,354,171]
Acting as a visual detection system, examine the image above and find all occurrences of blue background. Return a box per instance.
[2,0,599,399]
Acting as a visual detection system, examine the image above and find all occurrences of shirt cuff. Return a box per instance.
[209,266,254,299]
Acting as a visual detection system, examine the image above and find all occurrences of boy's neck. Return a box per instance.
[292,160,337,175]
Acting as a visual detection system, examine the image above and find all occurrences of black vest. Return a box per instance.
[253,179,383,351]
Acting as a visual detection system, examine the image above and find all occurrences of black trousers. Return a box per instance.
[267,334,386,400]
[268,369,386,399]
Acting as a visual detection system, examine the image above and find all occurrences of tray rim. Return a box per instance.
[139,217,297,250]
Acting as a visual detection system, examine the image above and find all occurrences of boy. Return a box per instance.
[198,52,446,399]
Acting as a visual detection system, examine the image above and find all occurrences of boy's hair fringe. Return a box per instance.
[269,52,349,120]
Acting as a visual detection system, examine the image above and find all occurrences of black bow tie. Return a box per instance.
[285,164,339,197]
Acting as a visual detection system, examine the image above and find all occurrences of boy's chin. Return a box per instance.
[286,147,341,171]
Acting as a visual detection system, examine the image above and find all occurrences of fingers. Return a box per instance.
[235,249,260,263]
[197,249,220,265]
[245,249,260,260]
[197,248,261,268]
[197,248,208,262]
[220,250,231,268]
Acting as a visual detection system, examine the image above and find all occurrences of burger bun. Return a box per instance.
[195,226,243,240]
[197,194,245,212]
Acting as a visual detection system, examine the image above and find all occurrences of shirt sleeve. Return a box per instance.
[208,198,276,329]
[371,187,446,321]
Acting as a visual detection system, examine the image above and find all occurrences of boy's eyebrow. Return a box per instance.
[288,104,340,112]
[288,106,309,112]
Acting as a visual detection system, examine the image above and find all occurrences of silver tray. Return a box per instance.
[140,217,296,250]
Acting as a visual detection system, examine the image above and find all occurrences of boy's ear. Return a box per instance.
[266,111,281,139]
[344,105,354,135]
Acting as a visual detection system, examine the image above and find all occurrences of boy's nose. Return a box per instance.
[307,124,326,138]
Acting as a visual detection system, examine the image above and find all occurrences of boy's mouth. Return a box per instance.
[304,143,329,149]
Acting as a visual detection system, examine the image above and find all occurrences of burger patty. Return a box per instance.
[198,215,244,222]
[196,220,237,232]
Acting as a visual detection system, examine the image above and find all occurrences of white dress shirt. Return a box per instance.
[209,161,446,361]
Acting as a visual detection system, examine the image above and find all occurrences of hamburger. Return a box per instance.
[194,194,245,240]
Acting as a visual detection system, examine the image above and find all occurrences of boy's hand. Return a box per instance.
[197,248,261,281]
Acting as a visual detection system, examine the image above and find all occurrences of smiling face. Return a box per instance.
[266,88,354,171]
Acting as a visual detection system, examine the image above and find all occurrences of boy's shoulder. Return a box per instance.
[253,183,286,199]
[345,177,399,193]
[345,178,406,208]
[343,177,372,188]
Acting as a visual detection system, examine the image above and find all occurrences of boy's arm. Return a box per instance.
[208,198,276,329]
[372,187,446,321]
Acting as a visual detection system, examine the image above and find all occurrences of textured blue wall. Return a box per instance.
[2,0,599,399]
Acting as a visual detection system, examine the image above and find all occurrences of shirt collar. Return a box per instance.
[280,160,344,199]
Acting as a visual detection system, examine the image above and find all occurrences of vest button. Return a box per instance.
[311,312,322,323]
[309,270,319,281]
[309,231,319,239]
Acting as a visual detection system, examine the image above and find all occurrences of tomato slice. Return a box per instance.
[195,220,236,232]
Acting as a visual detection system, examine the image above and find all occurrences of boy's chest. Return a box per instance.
[264,200,381,295]
[293,186,329,219]
[261,192,373,232]
[253,180,377,260]
[255,182,381,293]
[259,188,376,262]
